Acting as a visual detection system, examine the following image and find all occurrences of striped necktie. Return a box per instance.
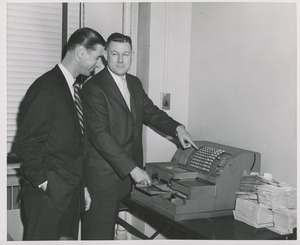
[73,82,84,139]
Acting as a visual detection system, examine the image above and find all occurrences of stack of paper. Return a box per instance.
[268,208,297,235]
[256,185,296,210]
[235,192,258,200]
[286,187,297,209]
[237,172,279,196]
[233,197,274,228]
[234,173,297,235]
[239,173,261,193]
[236,173,276,200]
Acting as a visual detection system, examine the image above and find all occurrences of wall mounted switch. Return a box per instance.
[161,93,170,110]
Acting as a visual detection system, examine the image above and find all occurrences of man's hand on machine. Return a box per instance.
[176,125,199,150]
[130,166,152,186]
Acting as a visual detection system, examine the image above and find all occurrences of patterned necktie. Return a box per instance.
[121,77,131,111]
[73,82,84,139]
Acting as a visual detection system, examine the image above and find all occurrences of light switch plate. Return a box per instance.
[161,93,170,110]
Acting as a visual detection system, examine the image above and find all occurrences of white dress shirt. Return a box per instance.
[58,63,76,99]
[107,67,131,110]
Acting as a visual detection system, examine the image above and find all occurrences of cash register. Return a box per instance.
[131,140,261,221]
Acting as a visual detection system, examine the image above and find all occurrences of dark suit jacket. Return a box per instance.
[13,65,85,212]
[81,67,181,201]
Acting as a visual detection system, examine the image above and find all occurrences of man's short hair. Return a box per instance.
[105,32,132,50]
[67,27,105,51]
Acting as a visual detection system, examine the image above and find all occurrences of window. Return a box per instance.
[7,3,81,152]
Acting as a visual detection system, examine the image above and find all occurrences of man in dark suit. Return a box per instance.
[81,32,198,240]
[13,27,105,240]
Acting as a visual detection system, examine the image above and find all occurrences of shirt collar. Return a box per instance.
[58,63,76,98]
[58,63,76,85]
[107,66,126,83]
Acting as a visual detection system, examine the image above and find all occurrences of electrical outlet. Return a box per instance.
[161,93,170,110]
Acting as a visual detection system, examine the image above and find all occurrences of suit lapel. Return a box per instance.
[54,66,82,138]
[103,68,134,120]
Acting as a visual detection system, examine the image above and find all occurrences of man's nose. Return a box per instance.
[118,55,123,63]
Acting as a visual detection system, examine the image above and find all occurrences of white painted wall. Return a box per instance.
[143,2,193,164]
[84,2,123,40]
[137,2,193,239]
[84,2,138,76]
[188,2,297,185]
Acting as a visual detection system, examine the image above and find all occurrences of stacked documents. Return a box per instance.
[233,197,274,228]
[239,173,278,191]
[236,172,279,200]
[256,185,297,210]
[286,186,297,209]
[268,208,297,235]
[234,173,297,235]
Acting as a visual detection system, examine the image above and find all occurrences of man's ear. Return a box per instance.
[103,50,108,60]
[76,46,85,59]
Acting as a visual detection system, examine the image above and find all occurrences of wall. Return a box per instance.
[84,3,139,75]
[137,2,193,239]
[143,2,193,164]
[188,2,297,185]
[84,2,123,40]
